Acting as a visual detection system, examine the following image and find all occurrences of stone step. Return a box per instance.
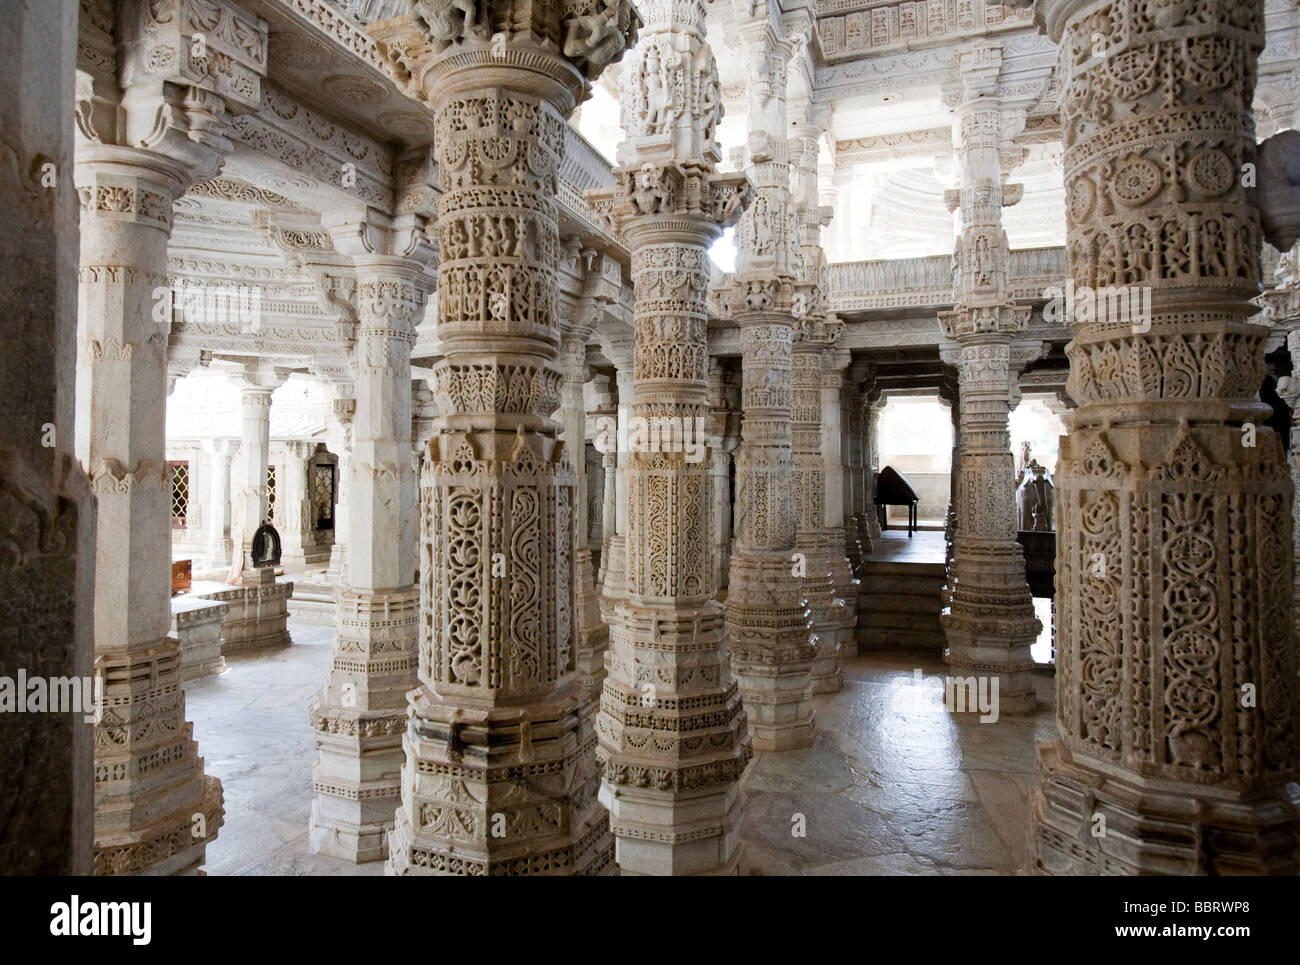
[286,582,338,626]
[857,592,940,615]
[856,626,947,651]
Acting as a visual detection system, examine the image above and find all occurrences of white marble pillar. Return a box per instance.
[822,349,858,659]
[201,437,235,572]
[309,220,431,864]
[278,439,312,568]
[937,49,1040,714]
[598,336,636,615]
[230,371,279,583]
[588,0,752,874]
[325,393,354,585]
[1030,0,1300,874]
[369,1,636,874]
[1,0,95,873]
[76,142,225,875]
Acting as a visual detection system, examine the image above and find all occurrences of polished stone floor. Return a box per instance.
[185,621,1057,876]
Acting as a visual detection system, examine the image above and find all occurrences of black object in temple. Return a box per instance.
[251,523,282,567]
[873,465,919,537]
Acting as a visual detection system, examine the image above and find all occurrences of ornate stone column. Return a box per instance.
[1028,0,1300,874]
[843,360,873,572]
[371,1,637,875]
[937,46,1040,715]
[560,311,609,690]
[1,0,95,873]
[793,323,843,693]
[724,10,818,753]
[325,391,354,585]
[706,359,736,594]
[865,388,885,540]
[277,440,312,568]
[201,437,235,571]
[822,348,858,659]
[598,334,636,613]
[587,0,752,874]
[308,210,432,864]
[76,140,227,876]
[230,368,282,582]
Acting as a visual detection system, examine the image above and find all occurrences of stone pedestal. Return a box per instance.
[170,598,228,681]
[1029,0,1300,875]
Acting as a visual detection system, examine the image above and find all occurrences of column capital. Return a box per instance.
[201,437,237,459]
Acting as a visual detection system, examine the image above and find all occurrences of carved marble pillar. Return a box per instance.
[278,439,312,568]
[201,437,235,571]
[937,52,1040,715]
[309,223,431,864]
[706,361,736,594]
[76,144,224,874]
[843,361,873,570]
[585,0,752,874]
[230,371,281,584]
[1028,0,1300,874]
[370,1,639,876]
[865,391,885,540]
[560,326,608,691]
[792,330,842,694]
[598,337,636,614]
[71,0,269,869]
[822,349,858,659]
[1,0,94,873]
[325,393,354,585]
[724,13,818,753]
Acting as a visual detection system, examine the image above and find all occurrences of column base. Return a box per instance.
[726,552,817,750]
[1030,740,1300,875]
[94,775,224,876]
[308,704,406,864]
[941,599,1039,716]
[809,615,843,694]
[386,681,610,876]
[599,779,746,876]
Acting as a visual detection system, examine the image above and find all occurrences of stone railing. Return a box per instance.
[827,246,1066,313]
[815,0,1035,62]
[827,254,953,312]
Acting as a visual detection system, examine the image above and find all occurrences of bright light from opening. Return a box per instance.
[709,226,736,273]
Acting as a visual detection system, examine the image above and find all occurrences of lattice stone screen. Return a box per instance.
[266,465,276,525]
[169,461,189,528]
[312,464,335,530]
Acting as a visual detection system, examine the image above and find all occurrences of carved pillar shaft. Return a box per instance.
[75,146,222,874]
[792,340,841,692]
[234,385,273,573]
[562,332,608,689]
[1030,0,1300,875]
[278,440,311,566]
[822,354,858,658]
[366,3,641,875]
[202,437,234,570]
[938,67,1040,714]
[599,352,635,611]
[723,15,817,753]
[587,0,752,875]
[310,262,425,864]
